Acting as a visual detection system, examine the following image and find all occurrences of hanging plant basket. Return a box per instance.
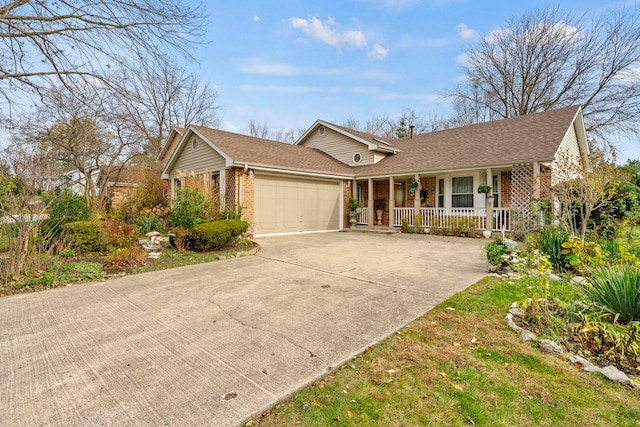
[477,183,492,194]
[408,179,419,193]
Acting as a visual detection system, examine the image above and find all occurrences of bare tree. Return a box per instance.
[118,57,220,159]
[0,0,207,106]
[246,120,302,143]
[8,82,143,209]
[448,7,640,142]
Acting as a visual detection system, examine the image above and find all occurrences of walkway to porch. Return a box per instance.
[357,207,512,232]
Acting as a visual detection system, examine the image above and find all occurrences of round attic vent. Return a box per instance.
[318,126,326,136]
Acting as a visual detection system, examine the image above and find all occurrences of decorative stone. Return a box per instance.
[569,355,601,373]
[570,276,587,285]
[521,330,537,341]
[509,307,525,318]
[549,273,563,282]
[538,339,564,356]
[503,238,519,251]
[600,366,638,387]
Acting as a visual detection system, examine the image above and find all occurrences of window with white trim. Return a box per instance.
[451,176,474,208]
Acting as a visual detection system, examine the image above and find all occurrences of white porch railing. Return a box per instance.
[392,207,512,232]
[357,207,369,225]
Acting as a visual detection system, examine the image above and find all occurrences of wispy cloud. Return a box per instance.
[289,16,367,50]
[378,91,441,103]
[368,44,388,60]
[235,58,354,76]
[253,15,260,22]
[239,85,344,94]
[357,0,421,12]
[456,23,478,40]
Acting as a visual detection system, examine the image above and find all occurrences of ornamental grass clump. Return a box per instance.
[585,266,640,323]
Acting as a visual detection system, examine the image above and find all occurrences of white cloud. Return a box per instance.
[239,85,324,94]
[235,58,354,76]
[484,27,512,44]
[456,23,478,40]
[290,16,367,50]
[617,66,640,83]
[455,53,469,66]
[253,15,260,22]
[378,91,440,104]
[368,44,388,60]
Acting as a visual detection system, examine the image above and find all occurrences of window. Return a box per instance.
[356,184,363,205]
[353,152,362,163]
[318,126,326,135]
[395,182,405,207]
[192,138,197,149]
[174,178,182,189]
[492,175,499,208]
[451,176,473,208]
[437,178,444,207]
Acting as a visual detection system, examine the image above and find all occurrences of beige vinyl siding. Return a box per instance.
[168,137,227,180]
[551,124,582,185]
[301,127,375,165]
[373,152,388,164]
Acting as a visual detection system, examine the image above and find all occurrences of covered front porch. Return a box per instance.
[349,163,547,233]
[357,206,511,232]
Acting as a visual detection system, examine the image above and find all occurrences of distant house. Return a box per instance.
[159,106,589,236]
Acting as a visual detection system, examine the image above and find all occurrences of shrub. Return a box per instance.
[61,221,107,253]
[585,266,640,323]
[190,219,249,251]
[561,236,606,272]
[103,246,147,271]
[168,188,213,229]
[101,220,137,250]
[169,227,191,253]
[486,238,507,266]
[136,214,160,234]
[43,189,92,237]
[222,204,244,220]
[537,226,569,271]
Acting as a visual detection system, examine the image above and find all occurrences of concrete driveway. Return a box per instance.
[0,232,487,427]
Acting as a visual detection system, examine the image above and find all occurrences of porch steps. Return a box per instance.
[348,225,400,235]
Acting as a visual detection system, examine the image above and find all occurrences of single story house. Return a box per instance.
[159,105,589,237]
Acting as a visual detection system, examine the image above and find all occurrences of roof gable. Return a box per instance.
[296,120,398,154]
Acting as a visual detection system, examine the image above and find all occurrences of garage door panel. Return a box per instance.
[255,174,341,235]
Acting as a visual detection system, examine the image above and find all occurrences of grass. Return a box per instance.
[252,277,640,427]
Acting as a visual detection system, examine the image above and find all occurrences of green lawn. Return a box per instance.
[252,277,640,427]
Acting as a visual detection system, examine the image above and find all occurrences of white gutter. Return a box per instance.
[233,163,353,180]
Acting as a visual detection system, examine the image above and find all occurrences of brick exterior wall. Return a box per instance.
[343,181,352,229]
[501,172,512,207]
[421,177,436,207]
[240,169,254,231]
[375,180,389,225]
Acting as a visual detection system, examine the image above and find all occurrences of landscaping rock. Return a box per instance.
[549,273,563,282]
[521,330,537,341]
[570,276,587,285]
[503,238,518,251]
[509,307,525,318]
[569,355,601,373]
[538,339,564,356]
[600,366,639,388]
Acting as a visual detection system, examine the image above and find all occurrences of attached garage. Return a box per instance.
[254,173,342,236]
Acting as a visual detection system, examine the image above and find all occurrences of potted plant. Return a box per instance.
[347,196,360,229]
[477,183,492,194]
[408,179,419,193]
[374,199,386,225]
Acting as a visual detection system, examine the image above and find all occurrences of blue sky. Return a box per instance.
[198,1,637,160]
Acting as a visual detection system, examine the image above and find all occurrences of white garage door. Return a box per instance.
[254,174,342,236]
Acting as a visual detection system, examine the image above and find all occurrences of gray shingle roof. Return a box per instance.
[353,105,581,176]
[191,126,353,175]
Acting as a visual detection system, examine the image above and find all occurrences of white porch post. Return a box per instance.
[532,161,540,200]
[486,168,494,231]
[367,178,374,226]
[414,174,420,212]
[389,176,395,226]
